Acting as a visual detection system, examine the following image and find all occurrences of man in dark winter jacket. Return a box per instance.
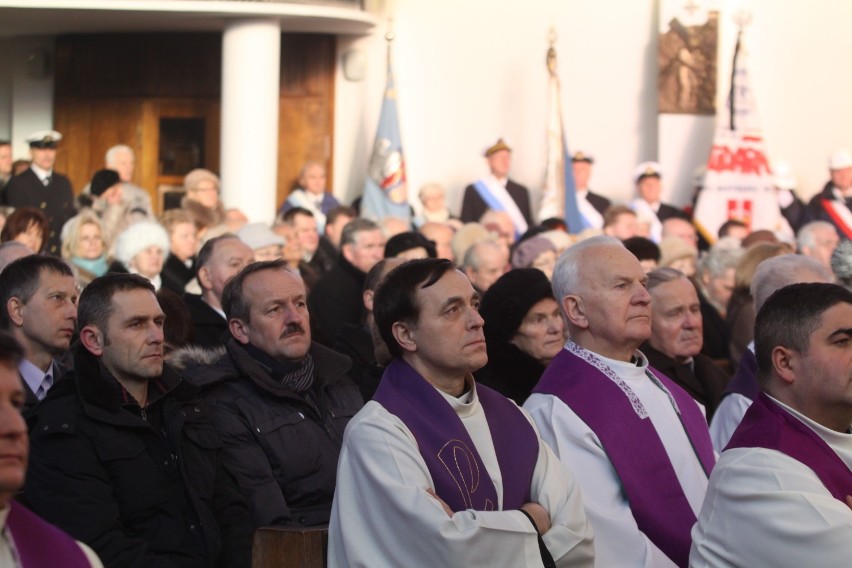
[25,273,253,568]
[186,259,363,528]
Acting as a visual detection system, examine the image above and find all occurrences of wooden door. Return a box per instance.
[278,35,336,209]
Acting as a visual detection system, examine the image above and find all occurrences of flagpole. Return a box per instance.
[728,10,752,131]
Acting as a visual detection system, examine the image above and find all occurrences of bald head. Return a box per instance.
[661,218,698,247]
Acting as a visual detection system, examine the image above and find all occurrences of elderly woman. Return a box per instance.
[694,238,743,367]
[237,222,285,262]
[726,241,793,368]
[159,209,199,294]
[111,221,171,290]
[61,212,109,288]
[181,168,226,234]
[475,268,564,404]
[0,207,48,254]
[510,235,558,280]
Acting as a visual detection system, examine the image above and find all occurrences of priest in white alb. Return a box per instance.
[525,236,715,568]
[690,282,852,567]
[328,258,593,567]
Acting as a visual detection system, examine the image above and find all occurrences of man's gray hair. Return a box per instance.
[751,253,834,312]
[462,239,501,270]
[796,220,836,251]
[552,235,622,305]
[697,243,743,279]
[105,144,133,166]
[646,266,688,291]
[340,218,380,247]
[831,239,852,292]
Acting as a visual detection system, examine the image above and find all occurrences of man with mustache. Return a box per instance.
[640,267,729,422]
[187,259,363,527]
[525,236,715,568]
[25,273,253,567]
[0,255,77,415]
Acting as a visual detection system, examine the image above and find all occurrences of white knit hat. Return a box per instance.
[114,221,170,266]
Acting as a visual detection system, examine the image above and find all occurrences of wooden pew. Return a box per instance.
[252,525,328,568]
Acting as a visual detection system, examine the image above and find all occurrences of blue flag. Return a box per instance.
[361,54,411,223]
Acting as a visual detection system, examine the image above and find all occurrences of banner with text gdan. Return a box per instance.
[693,29,789,244]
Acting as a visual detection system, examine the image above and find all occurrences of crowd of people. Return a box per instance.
[0,129,849,566]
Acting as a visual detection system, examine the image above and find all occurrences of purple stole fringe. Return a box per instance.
[373,359,537,512]
[533,345,715,568]
[723,349,759,401]
[726,393,852,501]
[7,501,91,567]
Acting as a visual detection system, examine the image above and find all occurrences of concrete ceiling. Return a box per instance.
[0,1,376,38]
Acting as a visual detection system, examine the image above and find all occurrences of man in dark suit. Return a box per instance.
[572,151,610,229]
[0,255,77,415]
[461,138,532,235]
[640,267,728,422]
[630,161,689,243]
[0,130,75,255]
[183,234,255,348]
[806,149,852,239]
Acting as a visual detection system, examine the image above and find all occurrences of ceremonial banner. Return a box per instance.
[361,40,410,222]
[693,29,784,243]
[538,37,585,233]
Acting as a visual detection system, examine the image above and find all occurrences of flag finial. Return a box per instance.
[385,18,395,42]
[546,28,558,76]
[733,9,752,31]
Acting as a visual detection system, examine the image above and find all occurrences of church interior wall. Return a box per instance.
[0,0,850,216]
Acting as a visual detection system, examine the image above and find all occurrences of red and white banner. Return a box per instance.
[693,30,788,243]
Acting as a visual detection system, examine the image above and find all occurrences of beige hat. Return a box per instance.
[659,236,698,268]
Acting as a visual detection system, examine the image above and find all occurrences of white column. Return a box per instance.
[221,18,280,223]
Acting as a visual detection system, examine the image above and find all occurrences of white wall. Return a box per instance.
[1,2,850,213]
[333,0,852,215]
[0,36,55,159]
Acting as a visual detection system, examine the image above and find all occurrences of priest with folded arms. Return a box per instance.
[525,236,715,568]
[328,258,593,567]
[690,282,852,567]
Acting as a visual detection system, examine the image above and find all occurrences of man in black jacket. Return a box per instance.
[641,267,729,422]
[25,273,253,567]
[308,218,385,346]
[186,260,363,527]
[184,234,255,348]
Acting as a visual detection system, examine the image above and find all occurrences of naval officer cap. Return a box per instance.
[634,161,662,184]
[484,138,512,158]
[571,151,594,164]
[26,130,62,149]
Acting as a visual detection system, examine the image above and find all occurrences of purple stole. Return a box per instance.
[533,344,715,568]
[726,393,852,501]
[723,349,759,401]
[7,501,91,567]
[373,359,537,512]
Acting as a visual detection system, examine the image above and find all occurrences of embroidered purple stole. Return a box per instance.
[533,344,715,568]
[723,349,759,401]
[726,393,852,501]
[7,501,91,567]
[373,359,537,512]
